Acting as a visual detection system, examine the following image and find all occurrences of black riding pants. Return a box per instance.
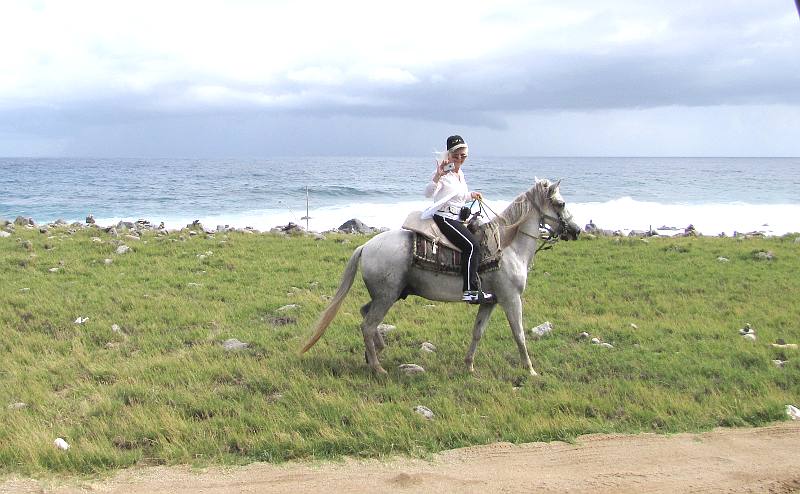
[433,214,481,292]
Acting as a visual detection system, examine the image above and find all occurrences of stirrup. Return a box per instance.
[462,291,496,304]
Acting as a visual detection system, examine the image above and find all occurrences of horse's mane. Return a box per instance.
[490,179,551,248]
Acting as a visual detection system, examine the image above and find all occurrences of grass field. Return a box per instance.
[1,225,798,476]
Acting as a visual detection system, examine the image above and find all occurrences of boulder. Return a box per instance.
[413,405,434,420]
[337,218,375,234]
[86,214,96,224]
[0,231,10,238]
[14,216,34,226]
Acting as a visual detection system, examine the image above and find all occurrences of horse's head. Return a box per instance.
[530,178,581,241]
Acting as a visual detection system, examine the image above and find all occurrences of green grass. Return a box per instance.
[1,226,799,475]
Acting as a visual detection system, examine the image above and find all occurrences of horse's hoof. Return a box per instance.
[529,368,539,377]
[372,366,388,375]
[465,362,475,373]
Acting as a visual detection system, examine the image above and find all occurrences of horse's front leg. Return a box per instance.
[465,303,496,373]
[501,295,538,376]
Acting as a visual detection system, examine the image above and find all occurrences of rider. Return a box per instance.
[421,135,495,304]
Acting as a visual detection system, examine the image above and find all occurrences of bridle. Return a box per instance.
[476,197,567,253]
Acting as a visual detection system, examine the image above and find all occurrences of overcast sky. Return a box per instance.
[1,0,799,157]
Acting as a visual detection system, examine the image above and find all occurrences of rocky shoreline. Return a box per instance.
[0,215,387,239]
[0,215,791,240]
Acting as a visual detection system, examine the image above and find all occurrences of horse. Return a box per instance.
[300,178,581,376]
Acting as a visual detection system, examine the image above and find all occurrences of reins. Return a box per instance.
[477,197,561,254]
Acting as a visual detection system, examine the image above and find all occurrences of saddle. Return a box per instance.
[401,211,502,274]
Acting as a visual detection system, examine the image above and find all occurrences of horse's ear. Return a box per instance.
[550,179,562,191]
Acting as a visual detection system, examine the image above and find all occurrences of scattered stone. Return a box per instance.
[19,287,29,292]
[86,214,95,224]
[377,323,396,337]
[772,343,798,349]
[276,304,299,312]
[787,405,800,421]
[739,323,755,338]
[717,257,729,262]
[267,315,296,326]
[74,317,88,324]
[413,405,434,420]
[111,324,123,334]
[15,216,35,226]
[420,342,437,353]
[772,360,786,368]
[115,245,130,255]
[590,337,600,344]
[54,438,70,451]
[600,342,614,348]
[103,258,113,265]
[0,231,10,238]
[530,321,553,339]
[579,332,590,339]
[222,338,248,351]
[91,237,102,243]
[753,251,774,261]
[124,234,140,242]
[630,323,638,330]
[48,267,60,273]
[8,402,27,410]
[742,333,756,341]
[398,364,425,375]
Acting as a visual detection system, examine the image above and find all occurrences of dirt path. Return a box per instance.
[3,422,799,494]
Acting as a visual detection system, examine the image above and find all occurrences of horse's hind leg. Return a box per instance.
[465,303,496,373]
[361,298,393,375]
[360,301,386,354]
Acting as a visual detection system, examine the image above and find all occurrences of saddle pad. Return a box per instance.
[401,211,460,251]
[410,218,503,275]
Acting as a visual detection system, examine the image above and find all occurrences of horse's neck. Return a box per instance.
[507,214,541,266]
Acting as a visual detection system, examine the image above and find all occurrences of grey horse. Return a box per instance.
[301,178,581,376]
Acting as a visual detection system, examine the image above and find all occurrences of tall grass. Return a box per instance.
[1,226,798,475]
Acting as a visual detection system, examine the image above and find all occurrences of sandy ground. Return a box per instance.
[3,422,799,494]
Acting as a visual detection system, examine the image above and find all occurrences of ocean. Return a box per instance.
[1,157,799,236]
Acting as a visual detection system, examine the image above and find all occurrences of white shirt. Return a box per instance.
[421,169,470,220]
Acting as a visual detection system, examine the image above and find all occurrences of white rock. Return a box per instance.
[742,333,756,341]
[48,267,59,273]
[276,304,299,312]
[772,360,786,368]
[103,258,113,265]
[222,338,248,351]
[8,402,27,410]
[530,321,553,339]
[738,323,755,335]
[414,405,434,420]
[717,256,729,262]
[398,364,425,375]
[600,342,615,349]
[54,438,70,450]
[0,231,10,238]
[74,317,88,324]
[377,323,396,336]
[772,343,799,349]
[630,323,638,330]
[591,337,600,344]
[91,237,102,243]
[111,324,122,334]
[579,332,590,339]
[787,405,800,421]
[115,245,130,255]
[19,288,29,292]
[420,342,437,353]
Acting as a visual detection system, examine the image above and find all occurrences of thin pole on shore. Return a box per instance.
[301,185,311,232]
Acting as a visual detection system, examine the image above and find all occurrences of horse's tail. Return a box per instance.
[300,245,364,354]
